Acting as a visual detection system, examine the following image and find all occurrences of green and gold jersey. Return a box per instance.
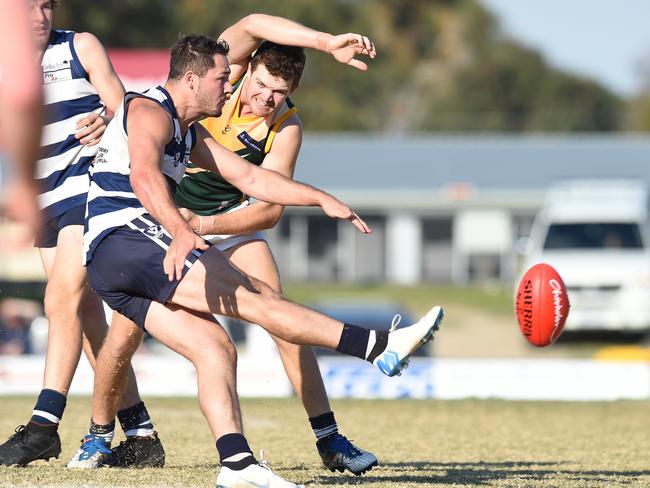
[174,75,297,216]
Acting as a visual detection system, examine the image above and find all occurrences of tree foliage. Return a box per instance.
[54,0,624,132]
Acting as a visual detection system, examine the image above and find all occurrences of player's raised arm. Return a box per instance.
[190,124,371,234]
[128,100,208,280]
[73,32,125,146]
[220,13,376,78]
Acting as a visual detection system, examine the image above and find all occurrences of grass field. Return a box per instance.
[0,396,648,487]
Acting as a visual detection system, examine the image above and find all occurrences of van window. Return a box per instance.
[543,223,643,250]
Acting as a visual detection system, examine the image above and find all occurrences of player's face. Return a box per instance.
[245,64,293,117]
[195,54,232,118]
[29,0,53,50]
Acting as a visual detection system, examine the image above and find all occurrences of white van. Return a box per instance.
[522,179,650,332]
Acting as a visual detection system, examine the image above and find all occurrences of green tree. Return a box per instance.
[53,0,623,132]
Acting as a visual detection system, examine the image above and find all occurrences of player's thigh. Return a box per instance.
[144,301,234,363]
[45,225,87,296]
[38,246,57,278]
[224,240,282,293]
[170,246,259,314]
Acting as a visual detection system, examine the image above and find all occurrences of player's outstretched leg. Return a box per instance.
[369,306,444,377]
[170,247,444,378]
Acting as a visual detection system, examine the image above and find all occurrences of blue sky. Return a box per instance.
[479,0,650,96]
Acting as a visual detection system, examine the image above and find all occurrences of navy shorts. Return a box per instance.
[87,214,207,329]
[34,205,86,248]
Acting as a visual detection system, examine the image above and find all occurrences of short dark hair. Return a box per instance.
[250,42,306,90]
[168,34,229,81]
[51,0,60,8]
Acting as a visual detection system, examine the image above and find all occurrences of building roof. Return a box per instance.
[296,134,650,192]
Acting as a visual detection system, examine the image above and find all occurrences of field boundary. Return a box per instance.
[1,354,648,401]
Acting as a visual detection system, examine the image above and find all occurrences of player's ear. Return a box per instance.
[184,71,195,90]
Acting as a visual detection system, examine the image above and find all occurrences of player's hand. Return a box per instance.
[75,112,110,146]
[178,207,200,233]
[178,208,214,236]
[320,194,372,234]
[326,33,376,71]
[163,227,209,281]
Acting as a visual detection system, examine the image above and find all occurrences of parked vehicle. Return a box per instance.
[521,179,650,333]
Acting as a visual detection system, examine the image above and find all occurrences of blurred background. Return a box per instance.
[1,0,649,400]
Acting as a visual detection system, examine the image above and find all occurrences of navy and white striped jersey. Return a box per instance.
[83,86,195,264]
[37,30,106,220]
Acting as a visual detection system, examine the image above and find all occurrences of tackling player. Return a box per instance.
[175,14,379,475]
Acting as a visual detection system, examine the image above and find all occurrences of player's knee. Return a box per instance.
[198,331,237,368]
[43,283,82,319]
[106,327,142,360]
[221,337,238,366]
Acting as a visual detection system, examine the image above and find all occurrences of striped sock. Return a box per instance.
[30,389,66,426]
[309,411,338,441]
[89,418,115,445]
[117,401,154,437]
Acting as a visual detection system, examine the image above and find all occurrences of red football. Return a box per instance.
[515,263,570,347]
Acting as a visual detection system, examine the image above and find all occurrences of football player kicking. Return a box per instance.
[70,33,443,487]
[174,14,379,475]
[0,0,163,468]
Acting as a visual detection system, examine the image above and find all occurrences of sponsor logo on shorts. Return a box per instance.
[145,225,164,239]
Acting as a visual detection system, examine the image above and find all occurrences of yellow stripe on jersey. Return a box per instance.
[264,106,298,154]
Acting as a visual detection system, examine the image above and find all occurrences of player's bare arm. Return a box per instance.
[127,99,208,280]
[190,124,371,235]
[221,13,376,79]
[184,115,302,236]
[73,32,125,146]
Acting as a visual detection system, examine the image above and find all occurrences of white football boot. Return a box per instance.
[66,434,111,468]
[372,305,444,377]
[216,452,304,488]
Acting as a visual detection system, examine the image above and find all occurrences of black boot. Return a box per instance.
[0,424,61,466]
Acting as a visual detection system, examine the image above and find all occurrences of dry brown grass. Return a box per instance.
[1,396,649,487]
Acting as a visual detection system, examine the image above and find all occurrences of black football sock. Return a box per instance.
[335,323,370,359]
[217,433,256,470]
[309,411,338,441]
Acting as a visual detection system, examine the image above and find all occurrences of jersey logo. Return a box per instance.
[237,131,263,153]
[43,68,73,84]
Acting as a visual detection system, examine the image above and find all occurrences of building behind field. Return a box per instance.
[2,134,650,285]
[267,134,650,285]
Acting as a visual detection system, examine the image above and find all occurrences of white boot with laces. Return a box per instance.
[216,451,304,488]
